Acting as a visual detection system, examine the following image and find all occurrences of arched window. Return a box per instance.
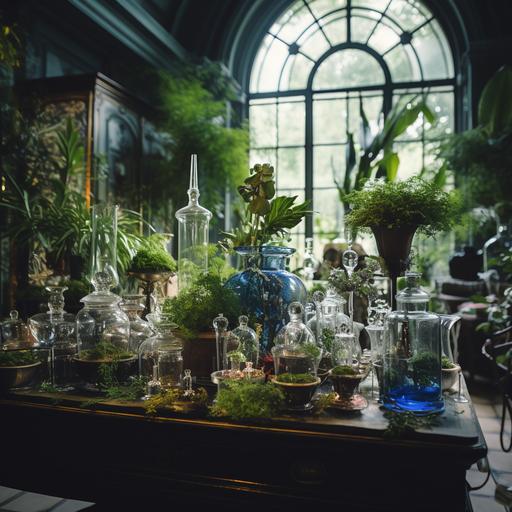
[249,0,456,252]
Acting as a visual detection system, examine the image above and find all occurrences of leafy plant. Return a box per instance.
[144,387,209,415]
[221,163,311,249]
[210,380,284,420]
[302,343,321,361]
[163,273,240,336]
[441,356,456,370]
[274,373,317,384]
[345,177,460,236]
[0,21,22,69]
[0,350,38,366]
[129,234,176,273]
[328,258,380,299]
[331,365,357,377]
[384,410,441,438]
[78,341,134,362]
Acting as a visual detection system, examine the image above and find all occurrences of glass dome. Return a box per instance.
[139,313,183,397]
[231,315,259,367]
[1,310,31,349]
[396,272,430,311]
[175,154,212,291]
[120,294,153,353]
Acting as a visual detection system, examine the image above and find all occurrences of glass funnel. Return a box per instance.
[175,154,212,292]
[120,294,153,353]
[139,312,183,396]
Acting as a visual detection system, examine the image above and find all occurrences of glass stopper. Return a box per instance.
[45,286,67,316]
[238,315,249,327]
[312,290,325,304]
[342,248,358,275]
[213,313,229,332]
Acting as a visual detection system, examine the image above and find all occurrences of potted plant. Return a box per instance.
[345,178,459,306]
[222,163,311,352]
[128,234,177,317]
[271,372,320,411]
[329,365,367,400]
[0,350,41,390]
[163,273,241,380]
[441,356,461,391]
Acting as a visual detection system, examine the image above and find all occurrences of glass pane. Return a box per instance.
[313,49,385,89]
[278,187,306,203]
[277,147,305,189]
[275,4,316,44]
[387,0,430,31]
[313,144,345,187]
[313,97,347,144]
[425,90,454,139]
[283,54,315,90]
[254,37,290,93]
[249,102,277,147]
[249,34,272,93]
[288,232,305,262]
[350,12,379,43]
[352,0,392,10]
[411,20,454,79]
[299,26,331,61]
[392,92,425,141]
[395,141,423,179]
[368,21,400,54]
[309,0,347,19]
[313,188,344,238]
[250,148,277,168]
[278,100,305,145]
[321,16,347,45]
[347,93,383,139]
[385,44,419,81]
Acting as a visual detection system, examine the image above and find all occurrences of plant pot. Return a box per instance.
[271,376,320,411]
[442,364,460,391]
[0,361,41,391]
[73,356,137,388]
[330,370,367,399]
[371,225,418,308]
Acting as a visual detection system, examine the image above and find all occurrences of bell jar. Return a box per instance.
[120,294,153,353]
[231,315,259,367]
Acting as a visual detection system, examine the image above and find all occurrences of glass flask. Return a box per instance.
[1,310,31,349]
[75,204,133,390]
[175,154,212,292]
[120,295,153,353]
[272,302,322,376]
[231,315,259,366]
[139,313,183,394]
[29,286,76,386]
[302,237,318,285]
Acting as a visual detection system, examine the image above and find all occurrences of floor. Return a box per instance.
[467,377,512,511]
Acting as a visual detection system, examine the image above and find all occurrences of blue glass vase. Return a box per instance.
[224,246,307,354]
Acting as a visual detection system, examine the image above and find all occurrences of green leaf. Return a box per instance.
[344,132,356,194]
[382,152,399,182]
[249,195,270,215]
[262,180,275,199]
[478,65,512,136]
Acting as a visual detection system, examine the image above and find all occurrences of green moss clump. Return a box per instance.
[275,373,317,384]
[0,350,39,367]
[331,365,357,377]
[163,273,240,335]
[210,380,284,420]
[441,356,456,369]
[79,341,134,362]
[129,234,176,273]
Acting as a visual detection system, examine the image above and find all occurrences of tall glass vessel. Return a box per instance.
[175,154,212,291]
[483,219,512,278]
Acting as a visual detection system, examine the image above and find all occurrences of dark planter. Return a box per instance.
[449,246,483,281]
[73,356,137,388]
[182,331,217,381]
[371,225,418,308]
[330,371,366,399]
[0,361,42,391]
[272,377,320,411]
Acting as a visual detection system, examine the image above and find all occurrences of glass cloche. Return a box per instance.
[120,294,153,353]
[396,272,430,312]
[1,310,31,349]
[138,312,183,397]
[231,315,259,367]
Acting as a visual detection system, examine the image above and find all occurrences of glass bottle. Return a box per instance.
[120,295,153,353]
[1,310,30,349]
[302,237,318,286]
[75,204,133,390]
[175,154,212,291]
[383,275,444,414]
[139,312,183,391]
[231,315,259,367]
[29,286,76,386]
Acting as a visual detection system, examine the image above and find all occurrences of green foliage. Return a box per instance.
[384,410,441,438]
[478,66,512,137]
[331,365,357,376]
[308,282,327,300]
[302,343,321,360]
[411,352,439,386]
[345,177,460,236]
[129,234,176,273]
[227,350,246,365]
[144,386,209,415]
[221,163,311,249]
[103,376,147,401]
[441,356,456,370]
[163,273,240,335]
[0,22,22,68]
[313,392,337,414]
[321,328,335,354]
[39,380,60,393]
[0,350,38,366]
[210,380,284,420]
[79,342,134,362]
[275,372,317,384]
[328,258,380,299]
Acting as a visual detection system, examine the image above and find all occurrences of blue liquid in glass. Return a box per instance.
[384,384,444,414]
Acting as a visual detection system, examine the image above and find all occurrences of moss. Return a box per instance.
[331,365,357,377]
[79,341,134,362]
[441,356,456,370]
[0,350,39,367]
[129,234,176,273]
[275,372,317,384]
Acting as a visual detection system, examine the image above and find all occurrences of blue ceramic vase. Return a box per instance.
[224,246,307,354]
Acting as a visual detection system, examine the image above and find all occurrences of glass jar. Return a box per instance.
[120,295,153,353]
[139,313,183,396]
[231,315,259,366]
[396,272,429,312]
[175,154,212,292]
[1,310,31,349]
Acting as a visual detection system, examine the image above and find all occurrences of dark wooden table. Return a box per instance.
[0,382,486,512]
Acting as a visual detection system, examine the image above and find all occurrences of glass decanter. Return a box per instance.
[29,286,76,386]
[1,310,31,349]
[120,295,153,353]
[231,315,259,367]
[139,312,183,394]
[175,154,212,291]
[75,204,133,390]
